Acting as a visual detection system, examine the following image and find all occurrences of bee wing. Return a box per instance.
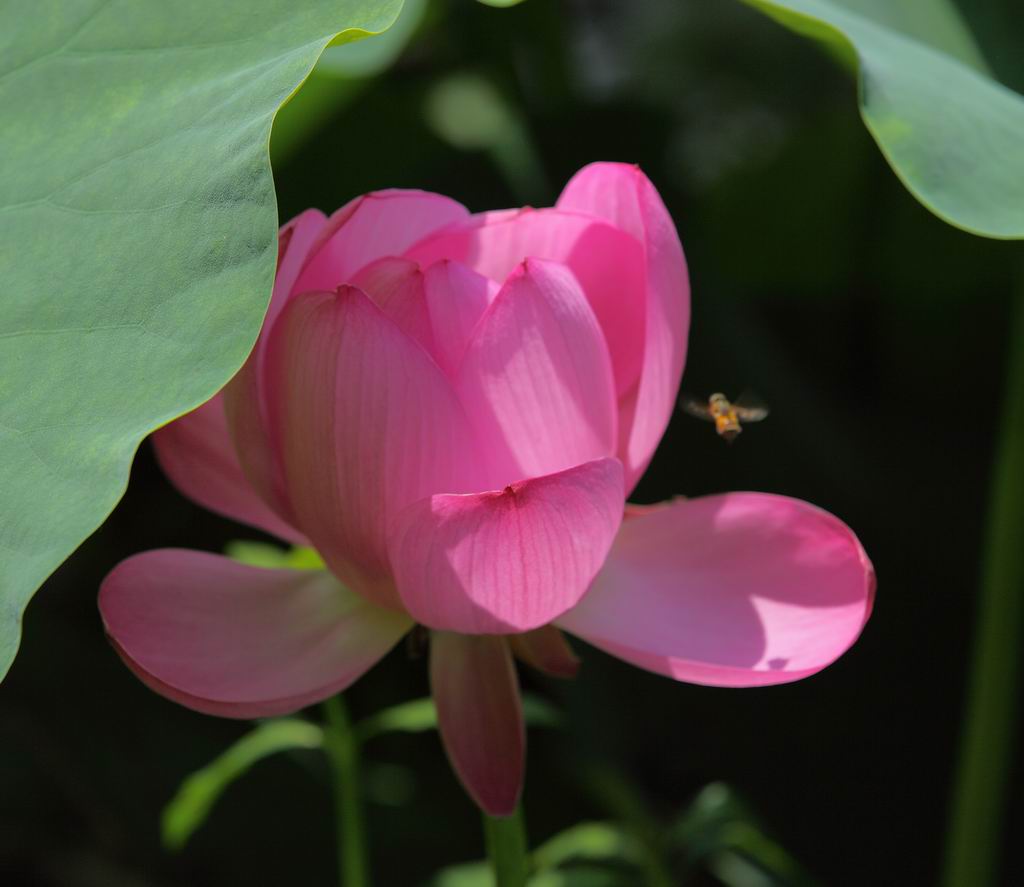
[734,405,769,422]
[679,396,714,421]
[733,390,770,422]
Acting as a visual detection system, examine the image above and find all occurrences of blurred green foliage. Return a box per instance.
[672,784,816,886]
[425,72,549,204]
[356,694,563,742]
[162,719,324,851]
[159,691,562,857]
[431,781,821,886]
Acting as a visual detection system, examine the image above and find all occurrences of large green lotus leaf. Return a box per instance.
[740,0,1024,238]
[0,0,401,680]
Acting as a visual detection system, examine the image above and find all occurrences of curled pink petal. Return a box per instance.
[406,208,646,398]
[422,260,500,376]
[557,163,690,493]
[389,458,625,634]
[292,190,469,295]
[557,494,874,687]
[151,395,304,544]
[456,259,618,486]
[265,286,483,607]
[430,632,524,816]
[99,550,411,718]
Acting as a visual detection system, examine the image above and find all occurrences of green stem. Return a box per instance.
[943,284,1024,887]
[323,696,370,887]
[483,806,529,887]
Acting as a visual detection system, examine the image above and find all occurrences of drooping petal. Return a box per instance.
[430,632,524,816]
[456,259,618,485]
[422,260,500,376]
[292,190,469,295]
[151,395,304,544]
[389,458,625,634]
[509,626,580,679]
[557,494,875,687]
[406,208,646,399]
[350,257,434,355]
[264,286,484,607]
[557,163,690,493]
[99,550,411,718]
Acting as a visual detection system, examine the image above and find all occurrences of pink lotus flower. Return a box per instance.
[100,163,874,816]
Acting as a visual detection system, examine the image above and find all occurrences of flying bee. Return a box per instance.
[681,392,769,443]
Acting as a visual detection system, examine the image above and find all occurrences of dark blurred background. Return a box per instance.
[3,1,1023,884]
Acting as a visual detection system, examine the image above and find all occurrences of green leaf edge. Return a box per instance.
[740,0,1024,240]
[0,3,404,682]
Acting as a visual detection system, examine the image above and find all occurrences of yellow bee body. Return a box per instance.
[708,393,742,441]
[682,392,769,442]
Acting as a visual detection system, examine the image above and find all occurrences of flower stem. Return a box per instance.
[943,283,1024,887]
[483,805,529,887]
[322,696,370,887]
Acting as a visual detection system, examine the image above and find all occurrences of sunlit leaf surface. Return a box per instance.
[741,0,1024,238]
[0,0,402,679]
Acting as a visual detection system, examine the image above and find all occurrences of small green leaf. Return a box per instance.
[429,861,493,887]
[672,783,816,886]
[528,870,636,887]
[0,0,403,682]
[224,540,326,570]
[739,0,1024,238]
[357,696,439,740]
[533,822,644,871]
[162,719,324,851]
[356,693,562,742]
[521,694,564,729]
[429,862,631,887]
[476,0,529,7]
